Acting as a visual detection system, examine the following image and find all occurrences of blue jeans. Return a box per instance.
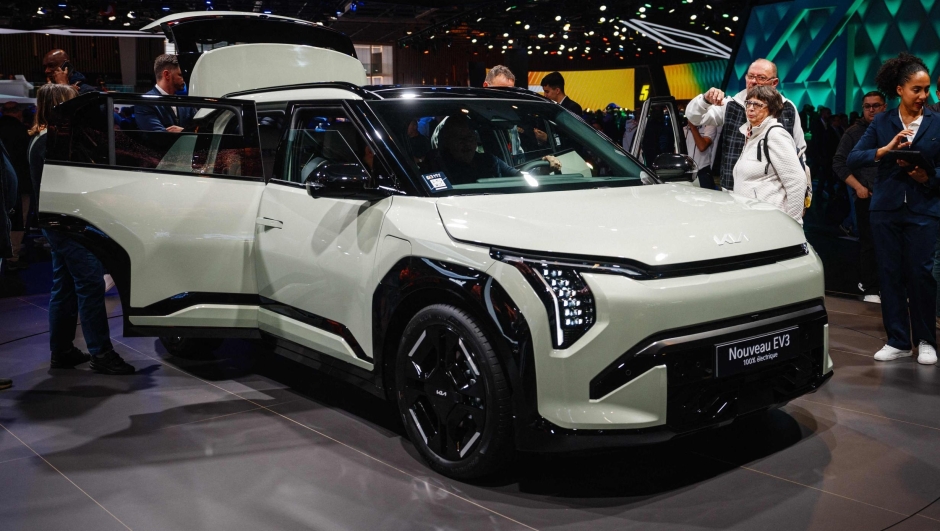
[43,229,113,356]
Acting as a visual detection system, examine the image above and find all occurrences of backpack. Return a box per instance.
[756,125,813,208]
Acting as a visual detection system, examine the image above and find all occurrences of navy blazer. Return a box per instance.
[847,106,940,217]
[134,87,195,132]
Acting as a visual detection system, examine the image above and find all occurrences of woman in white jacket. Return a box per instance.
[733,85,806,224]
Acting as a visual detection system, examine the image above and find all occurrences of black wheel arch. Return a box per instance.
[372,256,539,430]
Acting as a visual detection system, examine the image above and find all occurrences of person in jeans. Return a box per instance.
[832,91,886,304]
[30,84,134,374]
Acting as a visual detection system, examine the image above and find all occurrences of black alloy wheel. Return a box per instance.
[158,336,223,359]
[396,304,513,479]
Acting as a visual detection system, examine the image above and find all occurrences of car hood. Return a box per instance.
[435,185,806,265]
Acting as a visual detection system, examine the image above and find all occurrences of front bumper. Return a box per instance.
[515,299,831,452]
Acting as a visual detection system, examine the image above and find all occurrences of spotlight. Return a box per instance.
[555,15,561,21]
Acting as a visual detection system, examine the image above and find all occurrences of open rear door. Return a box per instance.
[40,92,267,337]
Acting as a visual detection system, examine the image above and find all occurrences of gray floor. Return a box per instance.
[1,292,939,531]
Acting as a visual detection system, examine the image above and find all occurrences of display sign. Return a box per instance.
[421,172,452,192]
[714,327,800,378]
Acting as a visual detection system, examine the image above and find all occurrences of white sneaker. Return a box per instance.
[917,341,938,365]
[103,274,116,293]
[874,344,912,361]
[862,294,881,304]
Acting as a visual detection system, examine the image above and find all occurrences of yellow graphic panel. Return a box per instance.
[663,63,701,100]
[528,69,635,112]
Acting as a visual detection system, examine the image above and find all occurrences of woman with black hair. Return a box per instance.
[848,52,940,365]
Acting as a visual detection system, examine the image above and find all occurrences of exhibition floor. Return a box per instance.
[1,291,939,530]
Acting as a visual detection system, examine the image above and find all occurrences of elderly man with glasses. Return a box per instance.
[686,58,809,193]
[833,91,887,304]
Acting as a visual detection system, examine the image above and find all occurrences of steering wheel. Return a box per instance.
[518,159,552,172]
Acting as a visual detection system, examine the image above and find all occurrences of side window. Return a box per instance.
[257,106,288,181]
[279,107,378,184]
[506,116,554,165]
[47,95,263,179]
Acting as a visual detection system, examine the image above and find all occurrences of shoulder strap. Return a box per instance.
[755,125,785,174]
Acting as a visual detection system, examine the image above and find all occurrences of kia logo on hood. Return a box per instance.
[714,233,749,246]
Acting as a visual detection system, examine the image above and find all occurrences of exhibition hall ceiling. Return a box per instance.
[0,0,748,60]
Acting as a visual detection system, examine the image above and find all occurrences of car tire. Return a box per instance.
[158,336,223,359]
[395,304,513,479]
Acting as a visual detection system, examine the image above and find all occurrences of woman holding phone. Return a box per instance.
[848,52,940,365]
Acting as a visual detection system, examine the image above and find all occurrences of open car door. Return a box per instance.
[630,95,697,184]
[39,92,267,337]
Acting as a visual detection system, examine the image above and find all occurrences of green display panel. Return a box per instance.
[732,0,940,113]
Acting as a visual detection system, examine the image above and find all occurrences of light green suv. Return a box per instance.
[38,12,831,479]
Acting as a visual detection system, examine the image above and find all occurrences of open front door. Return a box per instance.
[40,92,266,335]
[630,96,696,184]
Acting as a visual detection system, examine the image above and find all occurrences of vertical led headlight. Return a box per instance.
[492,251,598,349]
[535,265,596,348]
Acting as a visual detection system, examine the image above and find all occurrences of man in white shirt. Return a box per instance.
[683,120,717,189]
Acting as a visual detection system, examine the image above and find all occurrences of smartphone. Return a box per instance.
[60,61,72,75]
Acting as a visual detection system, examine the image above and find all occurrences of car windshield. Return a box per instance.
[368,98,656,196]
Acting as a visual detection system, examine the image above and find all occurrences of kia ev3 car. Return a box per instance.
[38,12,832,479]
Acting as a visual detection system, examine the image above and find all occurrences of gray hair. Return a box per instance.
[485,65,515,85]
[153,54,180,80]
[746,85,784,117]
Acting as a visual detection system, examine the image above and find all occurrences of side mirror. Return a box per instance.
[652,153,697,182]
[305,161,379,198]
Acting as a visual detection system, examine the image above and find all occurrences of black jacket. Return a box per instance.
[134,87,196,131]
[848,107,940,217]
[832,119,876,189]
[560,96,583,117]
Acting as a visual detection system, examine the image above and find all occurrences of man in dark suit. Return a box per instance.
[135,54,194,132]
[541,72,583,116]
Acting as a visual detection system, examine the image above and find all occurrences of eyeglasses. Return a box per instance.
[862,103,884,110]
[745,74,777,83]
[744,100,768,109]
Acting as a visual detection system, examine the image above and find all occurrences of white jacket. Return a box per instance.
[685,88,809,170]
[732,117,806,224]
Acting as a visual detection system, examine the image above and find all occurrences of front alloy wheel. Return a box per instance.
[396,304,513,479]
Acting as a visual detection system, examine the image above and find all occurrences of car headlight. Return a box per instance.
[492,250,604,349]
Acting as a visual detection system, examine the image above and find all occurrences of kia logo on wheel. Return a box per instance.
[714,233,749,246]
[435,390,447,397]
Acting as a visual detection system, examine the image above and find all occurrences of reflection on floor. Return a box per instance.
[1,280,939,530]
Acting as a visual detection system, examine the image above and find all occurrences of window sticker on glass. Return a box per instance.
[421,172,452,192]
